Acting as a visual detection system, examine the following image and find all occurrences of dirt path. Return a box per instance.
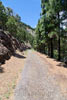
[14,50,67,100]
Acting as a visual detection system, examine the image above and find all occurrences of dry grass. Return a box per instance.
[0,50,67,100]
[36,51,67,97]
[0,50,27,100]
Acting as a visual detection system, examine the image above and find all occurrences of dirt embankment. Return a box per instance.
[0,50,27,100]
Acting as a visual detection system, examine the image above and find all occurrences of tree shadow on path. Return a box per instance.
[57,63,67,68]
[46,56,67,68]
[13,52,26,59]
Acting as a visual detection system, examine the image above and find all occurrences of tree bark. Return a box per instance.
[58,12,61,61]
[50,38,53,58]
[48,44,51,56]
[58,35,61,61]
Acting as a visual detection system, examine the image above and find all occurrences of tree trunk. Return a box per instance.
[50,38,53,58]
[48,44,51,56]
[57,12,61,61]
[58,35,61,61]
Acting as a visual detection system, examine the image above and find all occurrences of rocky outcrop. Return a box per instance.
[26,27,35,36]
[0,30,21,64]
[0,43,10,64]
[20,43,31,51]
[0,30,31,64]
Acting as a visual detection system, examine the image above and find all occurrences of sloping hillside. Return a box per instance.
[21,22,35,36]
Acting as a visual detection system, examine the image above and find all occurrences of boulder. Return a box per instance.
[0,30,14,53]
[0,43,10,64]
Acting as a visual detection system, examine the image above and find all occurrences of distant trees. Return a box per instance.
[33,0,67,62]
[6,16,17,35]
[6,7,13,16]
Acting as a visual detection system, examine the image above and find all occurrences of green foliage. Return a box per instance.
[6,16,17,34]
[34,0,67,62]
[0,1,34,46]
[6,7,13,16]
[0,1,7,29]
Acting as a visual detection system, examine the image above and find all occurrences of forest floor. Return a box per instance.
[0,50,27,100]
[15,50,67,100]
[0,50,67,100]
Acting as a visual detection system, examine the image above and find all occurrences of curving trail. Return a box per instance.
[14,50,67,100]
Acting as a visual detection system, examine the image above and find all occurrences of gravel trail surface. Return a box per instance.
[14,50,67,100]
